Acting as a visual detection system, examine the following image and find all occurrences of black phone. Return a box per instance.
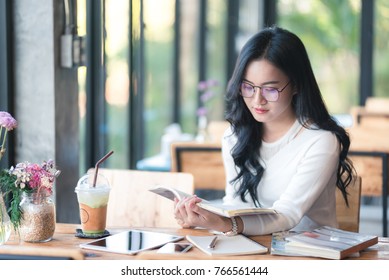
[157,243,193,254]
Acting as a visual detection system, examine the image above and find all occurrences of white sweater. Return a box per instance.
[221,120,339,235]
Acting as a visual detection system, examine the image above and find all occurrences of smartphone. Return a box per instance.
[157,243,193,254]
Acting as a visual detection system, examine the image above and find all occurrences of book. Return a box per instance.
[271,226,378,260]
[271,231,303,257]
[186,234,268,256]
[149,185,278,217]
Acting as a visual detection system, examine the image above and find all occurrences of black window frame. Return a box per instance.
[0,0,15,169]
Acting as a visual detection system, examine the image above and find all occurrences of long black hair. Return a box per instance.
[225,26,355,207]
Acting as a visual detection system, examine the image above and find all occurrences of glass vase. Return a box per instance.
[195,115,210,142]
[0,193,12,245]
[19,191,56,243]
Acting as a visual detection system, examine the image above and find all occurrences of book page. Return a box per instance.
[149,185,193,201]
[198,201,277,217]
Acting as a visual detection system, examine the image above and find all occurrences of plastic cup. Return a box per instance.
[75,172,111,235]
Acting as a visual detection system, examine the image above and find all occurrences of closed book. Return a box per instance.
[186,234,268,256]
[149,185,278,217]
[271,226,378,260]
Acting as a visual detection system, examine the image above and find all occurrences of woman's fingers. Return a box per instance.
[174,195,214,229]
[174,197,193,227]
[175,196,227,231]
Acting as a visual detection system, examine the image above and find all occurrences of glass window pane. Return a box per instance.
[238,0,262,46]
[179,0,199,134]
[205,0,228,122]
[77,0,87,173]
[143,0,175,157]
[374,0,389,97]
[105,0,130,167]
[278,0,361,114]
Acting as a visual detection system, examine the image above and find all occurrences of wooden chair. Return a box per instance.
[347,124,389,236]
[350,97,389,127]
[335,176,362,232]
[95,168,194,228]
[170,142,226,200]
[348,153,384,197]
[348,102,389,196]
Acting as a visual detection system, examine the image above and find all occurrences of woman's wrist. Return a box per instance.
[219,216,243,235]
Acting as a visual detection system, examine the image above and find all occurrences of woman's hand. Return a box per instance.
[173,196,197,228]
[173,196,237,233]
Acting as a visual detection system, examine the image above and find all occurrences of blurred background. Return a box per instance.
[78,0,388,172]
[0,0,388,229]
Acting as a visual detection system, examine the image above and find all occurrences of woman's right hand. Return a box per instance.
[173,196,240,233]
[173,196,199,228]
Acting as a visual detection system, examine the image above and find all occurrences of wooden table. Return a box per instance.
[2,223,389,260]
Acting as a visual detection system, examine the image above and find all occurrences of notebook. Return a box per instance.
[186,234,268,256]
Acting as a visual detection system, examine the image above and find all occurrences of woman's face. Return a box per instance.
[241,59,296,126]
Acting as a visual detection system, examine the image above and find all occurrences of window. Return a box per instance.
[278,0,361,114]
[374,0,389,98]
[78,0,381,173]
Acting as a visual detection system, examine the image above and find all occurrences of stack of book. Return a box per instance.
[271,226,378,259]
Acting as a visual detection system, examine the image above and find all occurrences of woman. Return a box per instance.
[174,26,355,236]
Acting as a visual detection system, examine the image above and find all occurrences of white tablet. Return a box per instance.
[79,230,184,255]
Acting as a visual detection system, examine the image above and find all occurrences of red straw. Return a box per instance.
[93,150,114,187]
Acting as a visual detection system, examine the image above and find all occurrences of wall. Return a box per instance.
[13,0,80,223]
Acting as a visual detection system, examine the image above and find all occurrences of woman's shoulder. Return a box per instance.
[302,123,334,137]
[300,124,339,150]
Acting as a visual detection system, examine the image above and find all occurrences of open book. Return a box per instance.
[186,234,267,256]
[149,185,278,218]
[271,226,378,260]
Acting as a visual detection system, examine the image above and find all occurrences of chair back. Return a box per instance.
[350,97,389,127]
[335,176,362,232]
[347,123,389,197]
[96,168,194,228]
[170,142,226,194]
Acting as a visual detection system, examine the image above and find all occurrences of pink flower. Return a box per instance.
[0,111,18,131]
[9,160,60,195]
[205,79,219,87]
[0,112,11,118]
[0,111,17,161]
[196,79,220,117]
[197,81,208,91]
[196,107,208,116]
[200,90,215,103]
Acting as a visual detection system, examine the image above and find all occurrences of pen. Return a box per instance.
[208,236,218,249]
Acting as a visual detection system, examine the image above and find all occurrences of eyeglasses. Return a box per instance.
[240,80,290,102]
